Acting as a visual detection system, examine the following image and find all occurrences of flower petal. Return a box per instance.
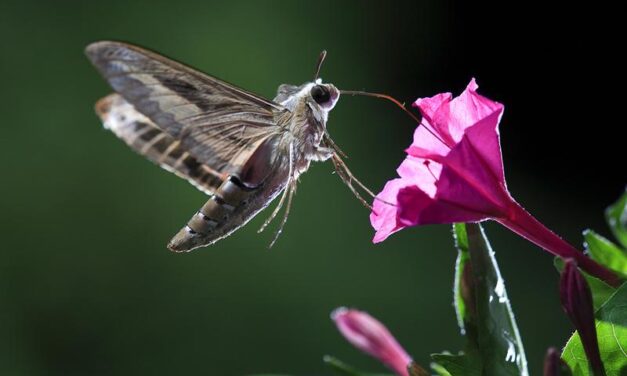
[405,123,450,160]
[397,156,440,197]
[413,79,503,144]
[461,107,505,183]
[398,107,510,226]
[371,178,407,243]
[397,185,489,226]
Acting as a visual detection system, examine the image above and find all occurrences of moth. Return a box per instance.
[86,41,377,252]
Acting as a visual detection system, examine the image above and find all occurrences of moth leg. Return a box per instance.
[333,153,376,198]
[309,146,334,162]
[323,133,376,208]
[258,181,290,234]
[323,129,348,158]
[258,142,295,235]
[268,182,296,248]
[331,153,375,210]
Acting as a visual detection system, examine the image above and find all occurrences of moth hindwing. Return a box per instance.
[86,41,353,251]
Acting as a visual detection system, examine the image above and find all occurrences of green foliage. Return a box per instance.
[322,356,391,376]
[553,190,627,375]
[452,223,471,334]
[431,351,481,376]
[605,189,627,249]
[324,356,362,376]
[431,223,528,376]
[561,283,627,376]
[584,230,627,278]
[431,361,454,376]
[553,191,627,313]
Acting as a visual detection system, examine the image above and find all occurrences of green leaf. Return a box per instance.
[605,189,627,249]
[431,352,481,376]
[561,282,627,375]
[584,230,627,278]
[554,258,616,311]
[452,223,472,333]
[433,223,528,376]
[324,356,362,376]
[430,360,454,376]
[464,224,528,375]
[322,355,392,376]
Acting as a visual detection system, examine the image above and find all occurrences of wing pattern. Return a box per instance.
[86,41,286,180]
[96,93,226,194]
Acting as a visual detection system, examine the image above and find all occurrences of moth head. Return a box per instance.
[309,81,339,110]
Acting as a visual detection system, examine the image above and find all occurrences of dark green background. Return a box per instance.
[1,1,623,375]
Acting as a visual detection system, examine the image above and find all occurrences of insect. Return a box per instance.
[86,41,384,252]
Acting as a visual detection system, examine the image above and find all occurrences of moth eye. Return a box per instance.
[311,85,331,104]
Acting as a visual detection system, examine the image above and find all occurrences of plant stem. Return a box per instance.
[496,203,622,287]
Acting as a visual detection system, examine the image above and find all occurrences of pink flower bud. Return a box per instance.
[332,308,413,376]
[560,260,606,376]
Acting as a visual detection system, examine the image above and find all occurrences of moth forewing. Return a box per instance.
[87,41,342,251]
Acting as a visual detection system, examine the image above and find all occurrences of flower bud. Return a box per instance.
[332,308,413,376]
[559,260,606,375]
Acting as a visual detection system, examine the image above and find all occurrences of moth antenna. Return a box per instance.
[313,50,327,81]
[340,89,450,148]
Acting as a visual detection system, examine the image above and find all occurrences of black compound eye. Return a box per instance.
[311,85,331,104]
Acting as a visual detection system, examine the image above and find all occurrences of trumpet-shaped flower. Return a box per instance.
[370,79,621,287]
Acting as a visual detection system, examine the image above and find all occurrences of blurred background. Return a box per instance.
[0,1,623,375]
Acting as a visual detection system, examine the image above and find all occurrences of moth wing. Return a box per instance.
[96,93,226,194]
[86,41,286,180]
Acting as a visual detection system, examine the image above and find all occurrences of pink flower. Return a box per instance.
[332,308,413,376]
[371,79,507,241]
[370,79,621,287]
